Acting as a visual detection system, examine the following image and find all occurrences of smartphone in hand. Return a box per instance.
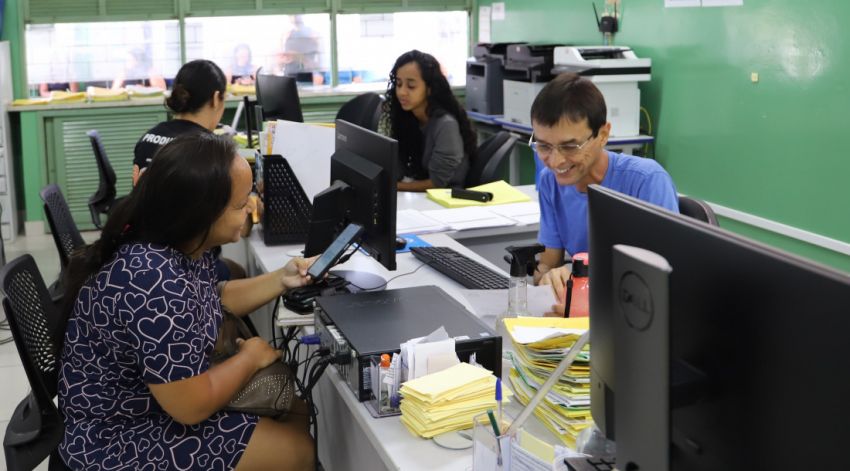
[306,223,365,280]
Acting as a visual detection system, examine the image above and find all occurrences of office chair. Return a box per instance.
[1,255,71,471]
[86,130,124,229]
[40,184,85,303]
[465,131,517,187]
[255,68,304,123]
[335,93,383,132]
[678,195,719,226]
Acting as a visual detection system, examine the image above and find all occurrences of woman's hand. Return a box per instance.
[236,337,282,371]
[279,255,319,291]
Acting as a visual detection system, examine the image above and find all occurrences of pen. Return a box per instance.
[495,378,503,430]
[486,409,503,466]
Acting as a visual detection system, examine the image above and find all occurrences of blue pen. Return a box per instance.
[496,378,503,429]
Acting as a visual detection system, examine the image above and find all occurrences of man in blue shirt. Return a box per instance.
[532,73,679,311]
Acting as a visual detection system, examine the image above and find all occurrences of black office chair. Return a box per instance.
[1,255,71,471]
[465,131,517,187]
[86,130,125,230]
[255,68,304,123]
[678,195,719,226]
[40,184,85,303]
[335,93,383,132]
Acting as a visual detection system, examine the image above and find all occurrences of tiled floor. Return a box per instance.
[0,230,98,471]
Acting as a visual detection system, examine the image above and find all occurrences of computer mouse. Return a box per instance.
[395,237,408,250]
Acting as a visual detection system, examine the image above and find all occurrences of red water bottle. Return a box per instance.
[563,252,589,317]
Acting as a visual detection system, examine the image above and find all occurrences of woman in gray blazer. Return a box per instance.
[382,50,478,191]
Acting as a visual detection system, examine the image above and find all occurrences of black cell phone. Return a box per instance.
[306,223,365,280]
[451,188,494,202]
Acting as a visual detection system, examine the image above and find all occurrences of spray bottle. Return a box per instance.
[501,244,545,336]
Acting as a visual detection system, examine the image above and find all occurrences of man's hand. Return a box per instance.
[539,265,569,317]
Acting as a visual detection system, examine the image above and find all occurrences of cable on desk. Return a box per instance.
[346,262,427,291]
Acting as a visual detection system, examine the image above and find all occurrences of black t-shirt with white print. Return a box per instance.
[133,119,209,172]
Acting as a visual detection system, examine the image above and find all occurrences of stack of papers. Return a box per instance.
[126,85,164,98]
[229,83,256,96]
[11,91,86,106]
[421,206,518,231]
[399,362,506,438]
[505,317,592,448]
[87,87,128,102]
[397,209,450,234]
[49,91,87,103]
[510,428,586,470]
[426,180,531,208]
[12,97,51,106]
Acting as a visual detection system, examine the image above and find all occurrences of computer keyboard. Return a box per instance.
[564,455,617,471]
[410,246,509,290]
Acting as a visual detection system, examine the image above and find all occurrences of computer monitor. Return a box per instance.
[587,184,850,470]
[304,119,398,271]
[255,69,304,123]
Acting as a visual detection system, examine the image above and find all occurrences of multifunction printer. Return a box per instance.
[502,44,564,127]
[553,46,651,137]
[465,43,523,115]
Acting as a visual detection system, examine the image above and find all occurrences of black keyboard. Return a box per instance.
[564,456,617,471]
[410,246,509,290]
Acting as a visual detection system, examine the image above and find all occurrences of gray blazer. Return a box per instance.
[421,113,469,188]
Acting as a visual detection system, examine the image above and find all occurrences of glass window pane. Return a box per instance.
[25,20,181,96]
[336,11,468,87]
[184,14,332,86]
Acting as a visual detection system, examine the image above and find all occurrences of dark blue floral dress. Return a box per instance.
[58,243,258,470]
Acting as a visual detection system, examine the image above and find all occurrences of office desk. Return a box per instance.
[244,186,558,470]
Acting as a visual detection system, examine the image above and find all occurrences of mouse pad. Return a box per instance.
[396,234,431,253]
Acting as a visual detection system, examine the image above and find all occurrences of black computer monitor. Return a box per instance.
[587,184,850,470]
[255,70,304,123]
[304,119,398,271]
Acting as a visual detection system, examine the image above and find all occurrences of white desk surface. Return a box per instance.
[245,185,556,470]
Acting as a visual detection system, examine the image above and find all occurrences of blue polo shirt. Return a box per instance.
[538,151,679,256]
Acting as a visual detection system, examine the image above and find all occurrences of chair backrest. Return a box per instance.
[465,131,517,187]
[678,195,719,226]
[335,93,383,132]
[1,254,68,471]
[86,130,117,228]
[0,255,63,401]
[255,69,304,123]
[40,184,85,270]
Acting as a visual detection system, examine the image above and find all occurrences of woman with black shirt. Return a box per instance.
[134,59,245,281]
[133,59,227,185]
[382,50,477,191]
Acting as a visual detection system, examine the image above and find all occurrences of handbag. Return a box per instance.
[211,307,296,419]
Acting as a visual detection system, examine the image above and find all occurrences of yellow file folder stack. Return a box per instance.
[399,362,507,438]
[87,86,129,102]
[505,317,592,449]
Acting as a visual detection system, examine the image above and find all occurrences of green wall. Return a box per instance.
[479,0,850,272]
[2,0,26,98]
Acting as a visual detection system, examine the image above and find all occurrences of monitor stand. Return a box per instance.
[329,269,386,292]
[611,244,672,471]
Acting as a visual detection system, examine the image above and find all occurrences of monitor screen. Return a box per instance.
[255,70,304,123]
[587,184,850,470]
[304,120,398,271]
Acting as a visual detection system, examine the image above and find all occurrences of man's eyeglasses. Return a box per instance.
[528,133,595,157]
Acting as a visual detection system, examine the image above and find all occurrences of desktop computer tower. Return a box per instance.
[315,285,502,401]
[256,154,313,245]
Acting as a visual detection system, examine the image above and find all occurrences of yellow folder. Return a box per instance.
[426,180,531,208]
